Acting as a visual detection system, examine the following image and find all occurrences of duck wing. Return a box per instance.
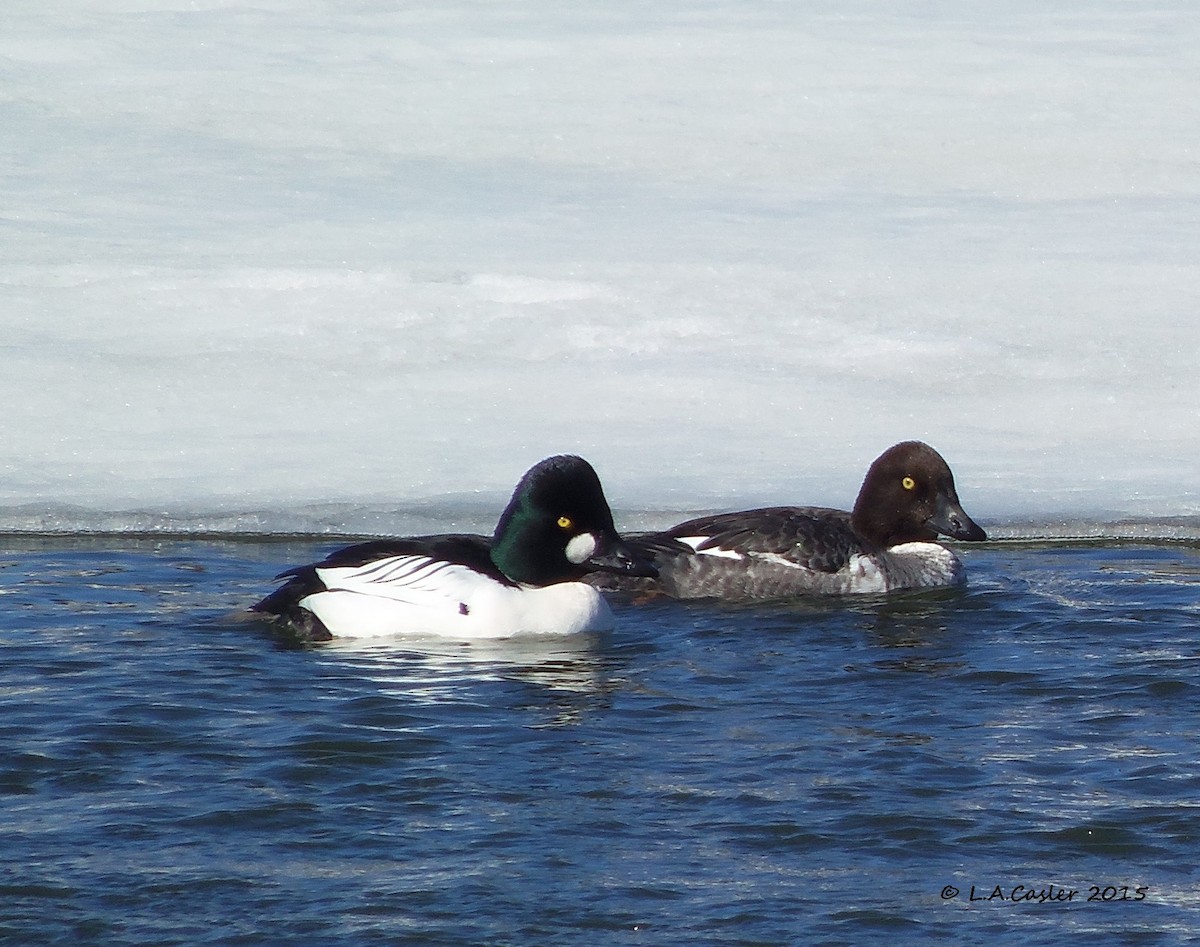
[643,506,862,575]
[252,535,508,621]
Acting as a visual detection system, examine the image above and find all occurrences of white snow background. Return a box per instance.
[2,1,1197,536]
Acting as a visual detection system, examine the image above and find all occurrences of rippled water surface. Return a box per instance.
[2,537,1198,945]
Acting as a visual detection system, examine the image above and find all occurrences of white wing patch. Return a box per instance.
[676,536,743,560]
[315,555,483,607]
[752,551,807,570]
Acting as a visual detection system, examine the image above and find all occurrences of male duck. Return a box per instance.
[252,455,656,640]
[605,441,986,600]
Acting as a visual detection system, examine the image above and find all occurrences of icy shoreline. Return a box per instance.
[3,503,1199,544]
[4,3,1197,534]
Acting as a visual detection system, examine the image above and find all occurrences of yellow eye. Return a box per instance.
[557,515,573,529]
[901,476,916,491]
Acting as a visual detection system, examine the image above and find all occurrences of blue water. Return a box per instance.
[2,535,1198,945]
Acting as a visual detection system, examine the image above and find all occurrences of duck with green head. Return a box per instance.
[253,455,655,640]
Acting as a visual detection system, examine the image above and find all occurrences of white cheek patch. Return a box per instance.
[677,536,743,560]
[565,532,598,564]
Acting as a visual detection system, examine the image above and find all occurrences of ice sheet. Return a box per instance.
[2,2,1196,535]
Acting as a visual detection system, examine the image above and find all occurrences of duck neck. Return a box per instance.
[491,510,576,586]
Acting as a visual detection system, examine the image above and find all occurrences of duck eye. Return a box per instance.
[901,476,916,491]
[557,515,573,530]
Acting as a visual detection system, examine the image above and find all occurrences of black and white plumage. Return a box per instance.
[251,455,655,640]
[598,441,987,600]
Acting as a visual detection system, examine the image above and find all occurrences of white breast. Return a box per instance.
[869,542,965,591]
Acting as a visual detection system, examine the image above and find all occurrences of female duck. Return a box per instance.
[610,441,986,600]
[252,455,655,639]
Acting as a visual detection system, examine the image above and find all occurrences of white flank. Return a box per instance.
[298,554,611,639]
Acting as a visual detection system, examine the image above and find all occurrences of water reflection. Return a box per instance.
[303,630,620,726]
